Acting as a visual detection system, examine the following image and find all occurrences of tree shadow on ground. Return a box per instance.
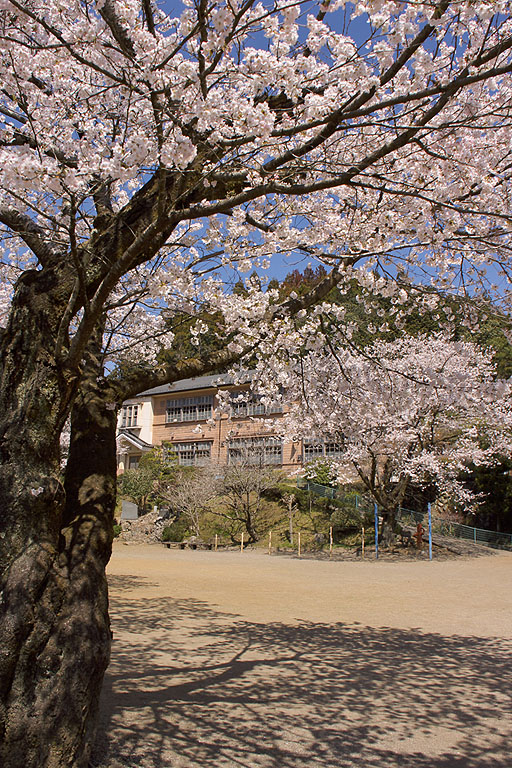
[93,579,512,768]
[107,575,160,592]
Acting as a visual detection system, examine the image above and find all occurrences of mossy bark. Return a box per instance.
[0,278,116,767]
[379,509,400,548]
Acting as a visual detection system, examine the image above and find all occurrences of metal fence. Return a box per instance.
[395,509,512,550]
[296,479,338,499]
[432,520,512,550]
[297,479,512,551]
[396,506,425,525]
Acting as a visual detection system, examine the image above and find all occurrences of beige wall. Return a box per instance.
[117,395,154,444]
[151,386,301,472]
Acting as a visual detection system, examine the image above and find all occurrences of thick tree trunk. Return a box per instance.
[1,270,72,765]
[376,464,409,549]
[0,278,116,768]
[380,509,399,548]
[57,365,117,767]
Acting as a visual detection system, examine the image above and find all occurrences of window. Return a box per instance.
[228,437,283,466]
[128,455,141,469]
[324,442,344,459]
[170,441,213,466]
[303,440,344,462]
[121,404,138,428]
[166,395,213,423]
[303,441,324,462]
[230,392,283,418]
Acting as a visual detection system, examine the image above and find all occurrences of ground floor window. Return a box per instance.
[303,441,324,462]
[128,454,141,469]
[171,441,213,466]
[228,437,283,466]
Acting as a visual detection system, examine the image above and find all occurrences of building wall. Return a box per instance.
[117,395,154,444]
[150,385,302,472]
[116,396,154,472]
[117,381,345,476]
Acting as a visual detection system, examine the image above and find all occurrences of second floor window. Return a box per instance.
[230,392,283,418]
[166,395,213,423]
[121,404,138,428]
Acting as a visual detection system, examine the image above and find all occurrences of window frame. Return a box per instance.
[121,404,138,428]
[303,439,344,462]
[169,441,213,466]
[128,454,141,469]
[228,436,283,466]
[165,395,213,423]
[229,391,283,418]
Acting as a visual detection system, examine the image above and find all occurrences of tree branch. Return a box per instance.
[0,206,62,266]
[98,0,136,59]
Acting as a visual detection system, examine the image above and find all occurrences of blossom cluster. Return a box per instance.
[1,1,512,382]
[256,331,512,508]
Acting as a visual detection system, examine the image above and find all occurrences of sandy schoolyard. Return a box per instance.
[93,543,512,768]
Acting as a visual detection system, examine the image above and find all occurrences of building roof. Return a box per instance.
[116,429,154,451]
[137,370,254,397]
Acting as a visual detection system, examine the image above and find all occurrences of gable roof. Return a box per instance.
[116,429,153,451]
[137,370,254,397]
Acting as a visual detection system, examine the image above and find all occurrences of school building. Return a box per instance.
[116,372,342,473]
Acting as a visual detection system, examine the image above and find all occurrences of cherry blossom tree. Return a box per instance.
[1,1,512,765]
[271,333,512,545]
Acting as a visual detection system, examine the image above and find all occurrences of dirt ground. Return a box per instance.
[93,543,512,768]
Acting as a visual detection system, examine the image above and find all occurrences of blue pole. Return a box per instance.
[374,503,379,560]
[428,502,432,561]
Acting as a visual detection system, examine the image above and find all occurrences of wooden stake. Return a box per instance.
[241,532,244,553]
[215,534,218,551]
[298,531,301,557]
[329,526,333,557]
[268,530,272,555]
[287,494,295,546]
[362,527,365,559]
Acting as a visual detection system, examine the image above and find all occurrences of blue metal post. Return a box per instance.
[428,503,432,561]
[374,503,379,559]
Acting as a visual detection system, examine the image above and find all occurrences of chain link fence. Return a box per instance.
[297,480,512,551]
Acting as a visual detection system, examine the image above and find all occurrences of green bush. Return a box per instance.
[161,516,190,542]
[304,458,338,487]
[261,482,297,502]
[161,527,173,542]
[113,524,122,538]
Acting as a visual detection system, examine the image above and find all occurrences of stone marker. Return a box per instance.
[121,500,138,520]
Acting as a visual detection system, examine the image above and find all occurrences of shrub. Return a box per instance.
[161,527,173,542]
[261,481,297,502]
[304,458,338,487]
[113,524,122,538]
[161,516,190,542]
